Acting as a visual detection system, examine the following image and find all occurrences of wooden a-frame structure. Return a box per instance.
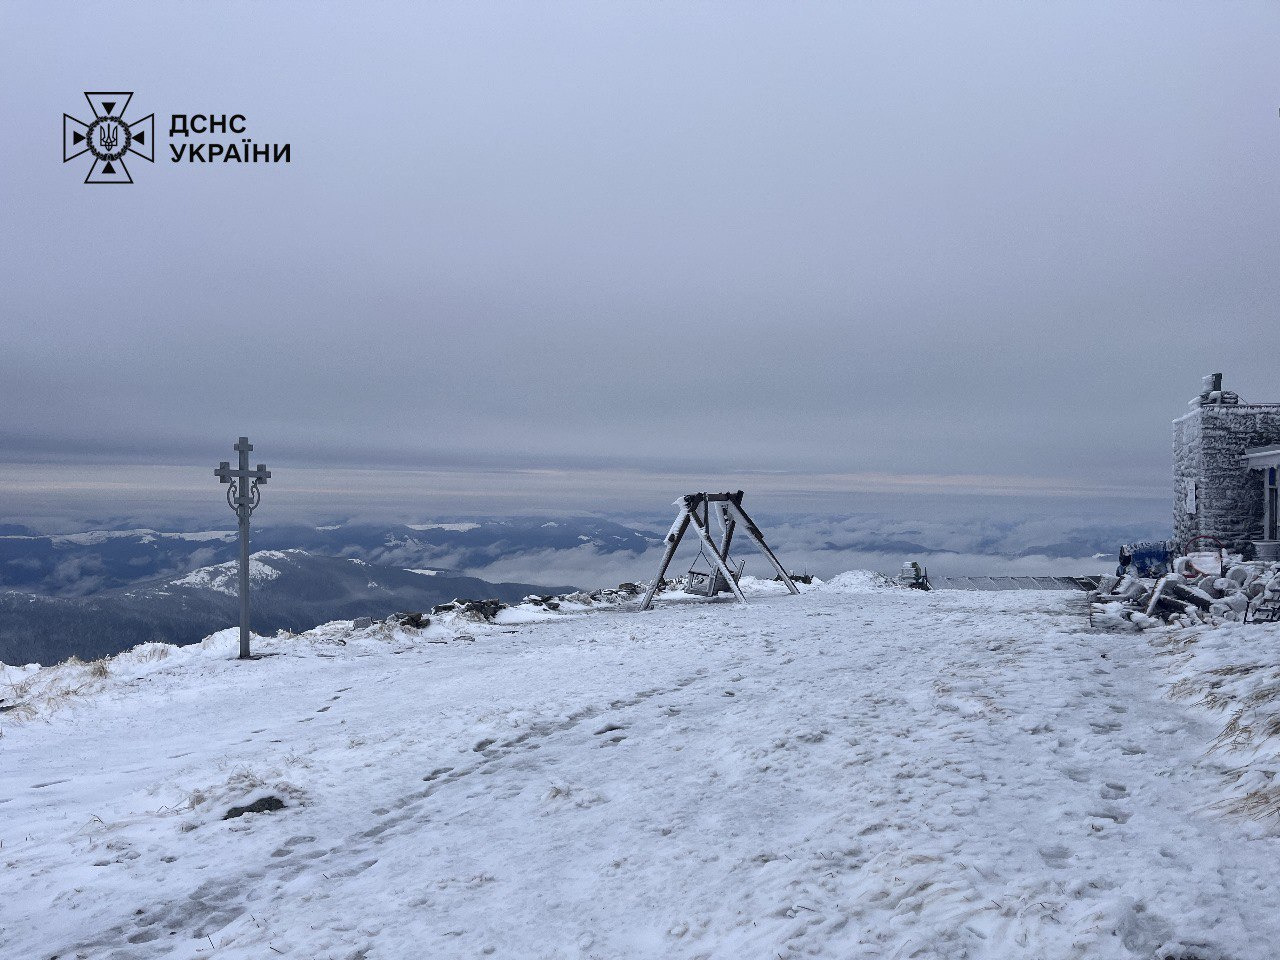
[638,491,800,610]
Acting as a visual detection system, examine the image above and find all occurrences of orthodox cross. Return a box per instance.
[215,437,270,659]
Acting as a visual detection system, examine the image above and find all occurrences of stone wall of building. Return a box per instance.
[1173,404,1280,549]
[1172,409,1202,547]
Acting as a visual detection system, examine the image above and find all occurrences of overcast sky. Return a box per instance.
[1,1,1278,522]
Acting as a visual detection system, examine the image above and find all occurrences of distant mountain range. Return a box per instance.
[0,518,658,598]
[0,513,1155,665]
[0,550,576,667]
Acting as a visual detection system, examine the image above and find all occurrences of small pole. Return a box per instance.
[215,437,270,659]
[238,502,250,659]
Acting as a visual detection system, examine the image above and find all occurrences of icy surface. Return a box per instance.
[2,578,1279,958]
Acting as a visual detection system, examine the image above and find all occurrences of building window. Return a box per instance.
[1269,468,1279,541]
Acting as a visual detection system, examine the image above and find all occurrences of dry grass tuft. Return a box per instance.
[1220,785,1280,820]
[2,641,187,723]
[1243,681,1280,708]
[86,659,110,679]
[1212,711,1253,751]
[1162,623,1280,820]
[1210,663,1264,678]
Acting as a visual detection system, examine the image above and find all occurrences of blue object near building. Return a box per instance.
[1117,540,1174,578]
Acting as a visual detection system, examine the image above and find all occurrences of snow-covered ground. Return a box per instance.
[3,575,1279,959]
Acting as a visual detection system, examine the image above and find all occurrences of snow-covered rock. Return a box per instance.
[1094,557,1280,629]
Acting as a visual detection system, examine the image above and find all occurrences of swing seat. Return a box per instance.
[687,559,746,596]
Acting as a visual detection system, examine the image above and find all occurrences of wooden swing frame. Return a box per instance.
[638,491,800,610]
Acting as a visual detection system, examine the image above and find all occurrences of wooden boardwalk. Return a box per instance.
[929,575,1101,592]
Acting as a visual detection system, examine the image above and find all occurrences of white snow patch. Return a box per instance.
[1,661,40,686]
[817,569,895,592]
[170,554,286,594]
[406,522,480,532]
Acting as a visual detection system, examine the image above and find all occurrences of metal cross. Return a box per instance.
[215,437,270,659]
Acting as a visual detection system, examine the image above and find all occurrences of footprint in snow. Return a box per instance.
[1038,843,1072,865]
[1089,806,1132,824]
[593,723,627,745]
[270,835,319,857]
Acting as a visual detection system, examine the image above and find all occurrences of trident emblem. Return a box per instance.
[98,122,119,151]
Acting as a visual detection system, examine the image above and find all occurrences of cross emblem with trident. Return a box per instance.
[215,437,271,659]
[62,91,154,184]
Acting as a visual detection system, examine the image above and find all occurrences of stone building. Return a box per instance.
[1173,374,1280,558]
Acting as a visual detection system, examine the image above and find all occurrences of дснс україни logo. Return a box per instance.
[63,92,154,184]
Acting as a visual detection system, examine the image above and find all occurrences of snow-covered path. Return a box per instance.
[3,578,1278,959]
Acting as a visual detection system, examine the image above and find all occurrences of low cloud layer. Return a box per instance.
[439,511,1163,589]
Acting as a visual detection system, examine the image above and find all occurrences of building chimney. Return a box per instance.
[1196,372,1239,407]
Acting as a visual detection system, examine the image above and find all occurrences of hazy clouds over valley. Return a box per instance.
[0,502,1165,600]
